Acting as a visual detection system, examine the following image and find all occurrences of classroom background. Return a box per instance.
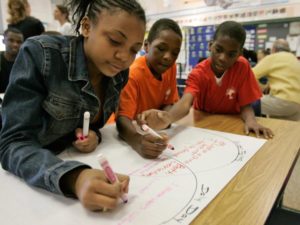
[1,0,299,88]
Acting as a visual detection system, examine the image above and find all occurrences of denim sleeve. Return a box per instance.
[0,39,89,195]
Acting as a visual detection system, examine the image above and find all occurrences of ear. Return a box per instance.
[239,48,243,56]
[208,41,213,51]
[144,40,149,53]
[80,16,91,37]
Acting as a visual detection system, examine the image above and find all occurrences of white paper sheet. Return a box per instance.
[0,124,266,225]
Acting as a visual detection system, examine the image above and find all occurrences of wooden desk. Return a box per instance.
[176,110,300,225]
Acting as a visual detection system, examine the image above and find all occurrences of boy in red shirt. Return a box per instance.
[117,18,182,158]
[138,21,273,139]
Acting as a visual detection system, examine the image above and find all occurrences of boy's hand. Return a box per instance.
[75,169,129,211]
[137,109,172,130]
[133,132,168,159]
[244,120,274,139]
[73,128,99,153]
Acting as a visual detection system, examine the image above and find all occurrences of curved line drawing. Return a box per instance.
[144,131,245,224]
[158,155,199,224]
[131,131,245,178]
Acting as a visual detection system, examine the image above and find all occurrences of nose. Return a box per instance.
[162,51,173,63]
[114,49,132,63]
[12,41,20,48]
[218,52,227,63]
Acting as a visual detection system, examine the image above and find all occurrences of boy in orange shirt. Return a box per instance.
[116,18,182,158]
[138,21,273,139]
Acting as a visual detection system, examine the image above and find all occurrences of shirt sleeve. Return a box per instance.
[0,39,89,196]
[117,76,139,120]
[252,56,272,79]
[238,61,262,107]
[163,64,179,105]
[184,67,201,99]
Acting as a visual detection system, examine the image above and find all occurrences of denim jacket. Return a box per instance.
[0,35,128,195]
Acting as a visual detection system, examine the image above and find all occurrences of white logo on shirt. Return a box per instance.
[165,88,171,100]
[226,88,236,100]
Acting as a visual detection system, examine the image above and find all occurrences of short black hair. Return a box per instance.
[147,18,182,43]
[3,27,23,37]
[213,21,246,49]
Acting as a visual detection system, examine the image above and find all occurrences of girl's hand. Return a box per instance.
[73,128,99,153]
[75,169,129,211]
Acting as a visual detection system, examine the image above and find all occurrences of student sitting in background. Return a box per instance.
[53,4,75,36]
[256,48,271,94]
[257,48,270,62]
[0,0,146,211]
[116,18,182,158]
[0,28,24,93]
[252,39,300,121]
[7,0,45,40]
[137,21,273,139]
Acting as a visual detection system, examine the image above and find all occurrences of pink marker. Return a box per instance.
[141,124,175,150]
[97,154,128,203]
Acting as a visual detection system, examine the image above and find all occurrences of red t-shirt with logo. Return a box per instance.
[118,56,179,120]
[184,56,261,114]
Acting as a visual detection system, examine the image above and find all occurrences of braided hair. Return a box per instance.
[68,0,146,35]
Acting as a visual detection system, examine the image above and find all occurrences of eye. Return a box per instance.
[172,51,180,57]
[109,37,121,46]
[228,52,237,58]
[215,47,222,53]
[130,48,139,55]
[157,46,165,52]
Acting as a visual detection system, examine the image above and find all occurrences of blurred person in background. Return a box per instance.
[253,39,300,121]
[257,48,270,62]
[7,0,45,40]
[0,28,24,93]
[53,4,75,36]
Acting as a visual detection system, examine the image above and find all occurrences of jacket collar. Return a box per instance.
[68,35,88,82]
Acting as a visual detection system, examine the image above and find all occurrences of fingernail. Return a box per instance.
[168,144,175,150]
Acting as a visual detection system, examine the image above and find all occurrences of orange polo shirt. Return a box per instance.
[118,56,179,120]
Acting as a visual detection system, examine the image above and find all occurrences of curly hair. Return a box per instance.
[213,21,246,49]
[147,18,182,44]
[7,0,29,24]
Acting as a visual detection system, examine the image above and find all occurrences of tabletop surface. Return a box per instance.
[176,110,300,225]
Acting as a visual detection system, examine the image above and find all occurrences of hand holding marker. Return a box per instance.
[141,124,175,150]
[97,153,128,204]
